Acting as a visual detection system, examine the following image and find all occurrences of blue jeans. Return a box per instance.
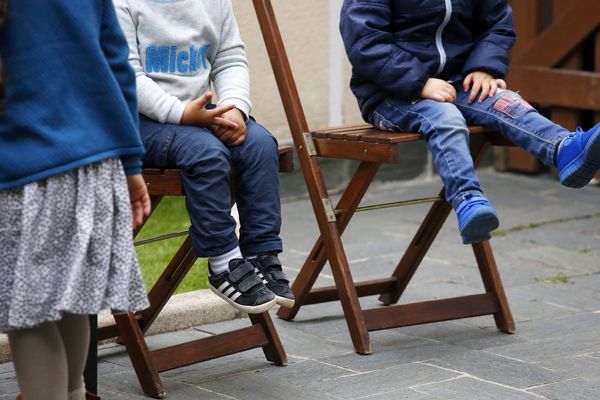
[139,115,282,257]
[370,88,570,209]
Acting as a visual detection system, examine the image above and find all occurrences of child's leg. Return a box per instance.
[8,322,68,400]
[138,116,275,313]
[138,116,239,262]
[228,119,282,258]
[371,98,484,208]
[370,98,499,243]
[55,313,90,396]
[228,120,293,306]
[455,88,600,187]
[454,89,566,167]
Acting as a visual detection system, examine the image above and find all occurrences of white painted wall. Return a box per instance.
[232,0,364,142]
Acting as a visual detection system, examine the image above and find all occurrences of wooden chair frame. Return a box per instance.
[96,148,293,398]
[253,0,516,355]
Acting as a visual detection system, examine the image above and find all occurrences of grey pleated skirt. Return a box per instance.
[0,157,150,332]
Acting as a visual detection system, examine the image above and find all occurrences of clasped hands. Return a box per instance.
[420,71,507,104]
[180,91,247,146]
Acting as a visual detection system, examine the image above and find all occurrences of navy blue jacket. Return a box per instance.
[0,0,144,190]
[340,0,517,120]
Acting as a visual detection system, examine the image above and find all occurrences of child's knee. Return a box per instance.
[425,102,468,132]
[183,141,230,175]
[245,122,279,158]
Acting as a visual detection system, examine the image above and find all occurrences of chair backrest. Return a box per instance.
[252,0,310,144]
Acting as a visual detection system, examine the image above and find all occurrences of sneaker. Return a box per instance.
[249,255,295,308]
[209,259,276,314]
[456,195,499,244]
[557,123,600,188]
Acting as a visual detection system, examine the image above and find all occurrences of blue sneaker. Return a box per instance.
[456,195,499,244]
[557,123,600,188]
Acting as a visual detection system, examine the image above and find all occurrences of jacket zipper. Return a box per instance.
[434,0,453,76]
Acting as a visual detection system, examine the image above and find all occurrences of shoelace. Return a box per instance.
[560,127,583,149]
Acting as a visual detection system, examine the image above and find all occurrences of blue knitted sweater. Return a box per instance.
[0,0,144,190]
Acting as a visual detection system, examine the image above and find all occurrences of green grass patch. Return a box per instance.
[135,197,209,295]
[536,272,570,284]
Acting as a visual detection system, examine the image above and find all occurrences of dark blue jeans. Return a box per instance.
[139,115,282,258]
[370,88,570,209]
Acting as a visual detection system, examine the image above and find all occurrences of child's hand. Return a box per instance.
[463,71,507,104]
[180,91,240,130]
[126,174,151,230]
[210,108,247,147]
[420,78,457,103]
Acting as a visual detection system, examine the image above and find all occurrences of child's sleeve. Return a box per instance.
[340,0,430,101]
[462,0,516,78]
[210,0,251,118]
[112,0,187,124]
[100,0,142,175]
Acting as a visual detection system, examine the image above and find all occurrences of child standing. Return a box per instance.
[340,0,600,244]
[0,0,150,399]
[113,0,294,312]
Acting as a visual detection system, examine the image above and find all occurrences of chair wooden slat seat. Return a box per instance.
[142,146,294,197]
[310,125,514,163]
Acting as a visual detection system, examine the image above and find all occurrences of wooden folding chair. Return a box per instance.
[96,147,293,398]
[253,0,516,355]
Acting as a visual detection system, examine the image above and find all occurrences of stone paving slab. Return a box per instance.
[1,171,600,399]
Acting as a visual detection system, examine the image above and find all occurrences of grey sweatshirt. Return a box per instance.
[113,0,251,124]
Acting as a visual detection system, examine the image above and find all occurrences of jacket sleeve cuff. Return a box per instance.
[462,43,510,79]
[165,100,188,125]
[121,154,143,175]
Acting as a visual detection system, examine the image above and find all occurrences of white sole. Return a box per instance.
[210,285,277,314]
[275,296,296,308]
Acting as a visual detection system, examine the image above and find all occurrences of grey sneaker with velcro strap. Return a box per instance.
[208,258,276,314]
[250,255,296,308]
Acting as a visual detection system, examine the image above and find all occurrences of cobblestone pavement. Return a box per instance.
[2,171,600,399]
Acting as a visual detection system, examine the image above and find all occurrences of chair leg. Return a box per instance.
[379,191,451,305]
[325,230,372,354]
[472,241,516,333]
[278,162,380,321]
[277,242,328,320]
[114,314,166,399]
[83,315,100,398]
[249,313,288,365]
[139,238,197,334]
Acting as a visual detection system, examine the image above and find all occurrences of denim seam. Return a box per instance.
[457,100,566,166]
[455,102,561,146]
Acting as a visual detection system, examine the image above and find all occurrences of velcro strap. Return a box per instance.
[260,255,281,268]
[238,273,263,292]
[269,270,288,282]
[229,262,255,283]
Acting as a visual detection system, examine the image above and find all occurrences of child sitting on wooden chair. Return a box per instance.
[114,0,295,312]
[340,0,600,244]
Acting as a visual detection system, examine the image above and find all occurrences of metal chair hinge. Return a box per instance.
[322,197,337,222]
[302,132,317,156]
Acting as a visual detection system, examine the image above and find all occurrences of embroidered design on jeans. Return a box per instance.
[493,94,534,119]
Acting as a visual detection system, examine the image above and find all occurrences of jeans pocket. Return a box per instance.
[371,111,400,132]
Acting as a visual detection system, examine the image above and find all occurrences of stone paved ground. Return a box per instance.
[1,170,600,399]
